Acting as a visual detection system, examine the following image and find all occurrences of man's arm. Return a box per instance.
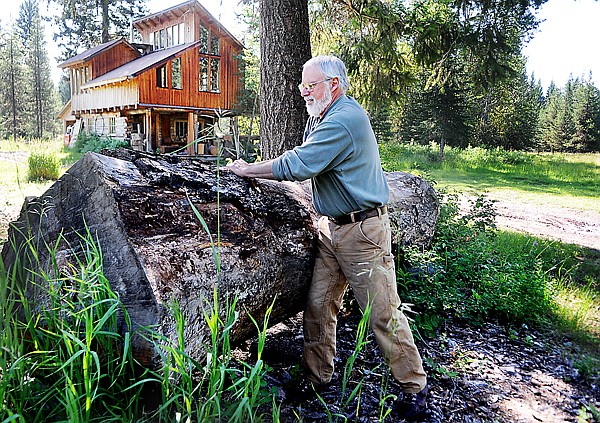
[226,159,276,179]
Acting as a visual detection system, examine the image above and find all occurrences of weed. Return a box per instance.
[27,150,61,181]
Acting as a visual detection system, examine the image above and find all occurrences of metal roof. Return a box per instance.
[58,39,139,68]
[80,42,200,89]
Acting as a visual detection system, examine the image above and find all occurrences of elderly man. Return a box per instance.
[227,55,428,420]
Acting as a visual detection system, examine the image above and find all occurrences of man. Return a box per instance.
[227,55,428,419]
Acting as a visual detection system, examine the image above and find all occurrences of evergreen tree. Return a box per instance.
[50,0,147,61]
[560,77,576,151]
[259,0,311,159]
[0,26,29,140]
[399,73,472,160]
[571,76,600,152]
[472,61,543,150]
[539,82,563,151]
[18,0,59,138]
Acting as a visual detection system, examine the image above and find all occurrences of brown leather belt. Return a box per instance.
[329,205,388,225]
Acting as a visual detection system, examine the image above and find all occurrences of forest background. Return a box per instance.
[0,0,599,156]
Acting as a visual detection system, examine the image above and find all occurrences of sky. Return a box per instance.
[0,0,598,90]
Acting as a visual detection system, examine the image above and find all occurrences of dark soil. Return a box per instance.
[235,311,599,422]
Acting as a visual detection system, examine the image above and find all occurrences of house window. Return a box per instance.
[175,120,187,139]
[153,31,159,49]
[166,26,173,47]
[210,33,220,55]
[199,24,208,54]
[199,57,209,91]
[109,117,116,135]
[83,66,90,84]
[156,65,168,88]
[172,58,182,89]
[172,24,179,46]
[210,58,220,92]
[159,29,165,49]
[199,54,220,93]
[178,23,185,44]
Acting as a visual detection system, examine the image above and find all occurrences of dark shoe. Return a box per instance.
[397,384,428,421]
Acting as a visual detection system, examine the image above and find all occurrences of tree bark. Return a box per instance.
[259,0,312,159]
[2,150,439,368]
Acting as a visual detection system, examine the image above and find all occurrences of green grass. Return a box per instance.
[0,138,82,241]
[380,143,600,212]
[381,143,599,383]
[1,140,598,420]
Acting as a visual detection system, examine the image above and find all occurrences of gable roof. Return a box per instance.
[80,41,200,89]
[133,0,244,50]
[58,39,141,68]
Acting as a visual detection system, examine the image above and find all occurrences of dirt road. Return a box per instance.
[489,197,599,250]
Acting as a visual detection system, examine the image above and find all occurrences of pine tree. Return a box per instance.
[0,26,29,140]
[50,0,148,61]
[18,0,59,138]
[571,76,600,152]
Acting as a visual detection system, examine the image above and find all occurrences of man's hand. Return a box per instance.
[226,158,276,180]
[227,159,251,177]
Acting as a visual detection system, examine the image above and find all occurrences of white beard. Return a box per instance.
[306,86,332,117]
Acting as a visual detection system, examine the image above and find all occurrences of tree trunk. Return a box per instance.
[2,150,439,368]
[259,0,311,159]
[102,0,109,43]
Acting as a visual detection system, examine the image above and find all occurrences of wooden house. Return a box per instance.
[58,0,244,155]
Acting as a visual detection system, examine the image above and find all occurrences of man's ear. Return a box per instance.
[331,76,340,90]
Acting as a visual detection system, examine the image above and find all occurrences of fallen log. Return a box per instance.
[1,149,438,367]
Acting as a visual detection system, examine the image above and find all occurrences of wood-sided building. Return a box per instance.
[58,0,243,155]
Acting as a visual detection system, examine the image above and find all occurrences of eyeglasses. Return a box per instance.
[297,78,332,93]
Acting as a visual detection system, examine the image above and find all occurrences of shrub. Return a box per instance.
[398,191,553,327]
[27,150,61,181]
[74,132,130,153]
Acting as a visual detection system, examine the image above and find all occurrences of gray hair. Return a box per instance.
[304,55,350,94]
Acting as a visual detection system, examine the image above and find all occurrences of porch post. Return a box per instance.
[145,111,151,152]
[187,112,195,155]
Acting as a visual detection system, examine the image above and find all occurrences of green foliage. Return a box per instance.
[380,143,599,204]
[539,75,600,153]
[74,132,130,154]
[0,228,146,422]
[27,150,61,181]
[398,191,553,325]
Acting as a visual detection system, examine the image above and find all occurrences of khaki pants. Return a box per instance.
[302,214,427,393]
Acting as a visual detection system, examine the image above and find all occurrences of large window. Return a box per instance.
[210,59,220,92]
[210,33,220,55]
[199,24,209,54]
[172,58,182,89]
[198,26,221,93]
[152,23,186,50]
[156,65,168,88]
[199,57,209,91]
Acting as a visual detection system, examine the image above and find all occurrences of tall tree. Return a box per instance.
[399,71,472,159]
[309,0,547,111]
[50,0,147,61]
[0,26,29,140]
[571,76,600,152]
[472,60,543,150]
[259,0,311,159]
[18,0,58,138]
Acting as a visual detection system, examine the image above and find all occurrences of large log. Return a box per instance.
[1,149,438,367]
